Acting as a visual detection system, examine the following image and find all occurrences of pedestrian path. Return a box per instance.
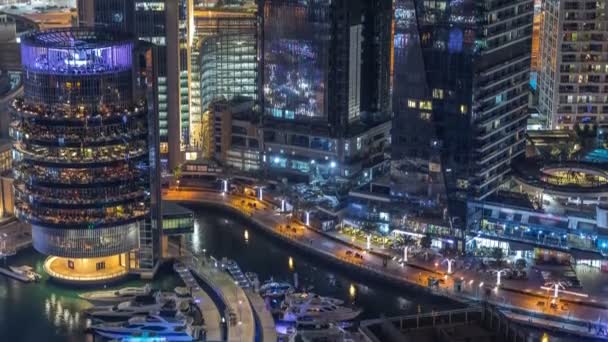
[163,188,608,335]
[245,290,278,342]
[174,263,223,341]
[503,310,608,340]
[187,256,256,342]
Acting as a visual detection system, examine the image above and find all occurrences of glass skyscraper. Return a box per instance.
[78,0,190,171]
[260,0,392,183]
[391,0,533,220]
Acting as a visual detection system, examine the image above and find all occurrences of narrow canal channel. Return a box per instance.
[0,205,472,342]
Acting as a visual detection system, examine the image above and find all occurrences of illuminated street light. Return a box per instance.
[442,258,456,274]
[222,179,228,193]
[493,268,510,286]
[330,161,336,168]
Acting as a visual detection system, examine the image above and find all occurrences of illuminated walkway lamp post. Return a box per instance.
[493,269,510,286]
[443,258,456,274]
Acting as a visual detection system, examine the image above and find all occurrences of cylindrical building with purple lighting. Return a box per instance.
[10,28,155,284]
[20,28,134,112]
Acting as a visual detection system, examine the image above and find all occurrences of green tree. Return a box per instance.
[420,233,432,249]
[492,247,504,266]
[173,164,183,184]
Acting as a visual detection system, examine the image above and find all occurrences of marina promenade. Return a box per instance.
[188,256,255,342]
[174,263,223,341]
[164,188,608,338]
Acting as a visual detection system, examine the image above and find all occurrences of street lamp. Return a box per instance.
[442,258,456,274]
[493,268,510,286]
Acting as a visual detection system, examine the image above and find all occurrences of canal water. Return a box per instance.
[0,205,579,341]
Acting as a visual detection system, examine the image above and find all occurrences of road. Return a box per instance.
[164,188,608,335]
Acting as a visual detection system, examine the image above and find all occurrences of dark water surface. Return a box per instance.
[0,206,464,342]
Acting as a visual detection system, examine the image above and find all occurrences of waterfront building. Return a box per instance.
[77,0,192,171]
[537,0,608,130]
[467,194,608,268]
[259,0,392,187]
[11,28,161,283]
[191,6,257,157]
[209,98,263,172]
[391,0,533,218]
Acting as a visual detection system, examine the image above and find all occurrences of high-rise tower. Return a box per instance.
[11,28,160,283]
[260,0,392,184]
[77,0,192,171]
[538,0,608,129]
[391,0,533,218]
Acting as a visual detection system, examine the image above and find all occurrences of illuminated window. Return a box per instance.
[460,105,468,114]
[420,112,431,121]
[408,100,417,108]
[432,89,444,99]
[420,101,432,110]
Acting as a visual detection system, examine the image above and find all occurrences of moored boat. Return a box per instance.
[8,265,42,282]
[281,292,361,323]
[91,314,203,341]
[79,284,152,304]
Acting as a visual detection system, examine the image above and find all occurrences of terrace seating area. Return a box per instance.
[15,202,147,227]
[11,120,147,145]
[14,164,144,185]
[12,98,146,122]
[14,142,148,165]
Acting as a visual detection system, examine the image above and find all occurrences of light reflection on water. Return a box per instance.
[0,249,180,342]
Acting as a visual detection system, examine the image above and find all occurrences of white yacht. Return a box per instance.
[259,280,294,298]
[8,265,42,282]
[79,284,152,304]
[281,293,361,323]
[91,314,202,341]
[287,317,349,342]
[85,293,176,320]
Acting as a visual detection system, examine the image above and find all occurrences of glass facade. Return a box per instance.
[11,29,156,265]
[194,11,257,113]
[262,0,331,121]
[391,0,533,218]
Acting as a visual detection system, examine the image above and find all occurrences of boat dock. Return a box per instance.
[245,289,278,342]
[174,263,223,341]
[0,267,32,282]
[222,259,251,289]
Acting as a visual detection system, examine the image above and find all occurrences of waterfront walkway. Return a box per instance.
[164,188,608,336]
[174,263,223,341]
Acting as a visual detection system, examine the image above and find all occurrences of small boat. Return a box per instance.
[259,280,294,298]
[8,265,42,282]
[281,293,361,323]
[222,258,250,289]
[79,284,152,304]
[91,314,201,341]
[174,286,191,297]
[245,272,260,289]
[85,293,175,320]
[287,317,348,341]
